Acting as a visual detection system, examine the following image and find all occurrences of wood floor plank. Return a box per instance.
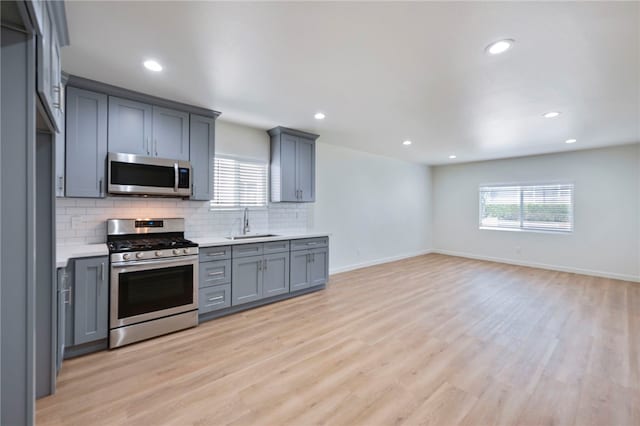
[36,254,640,426]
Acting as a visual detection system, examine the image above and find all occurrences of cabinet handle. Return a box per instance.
[263,259,267,270]
[101,262,106,282]
[307,254,310,263]
[207,296,224,302]
[312,253,315,262]
[52,84,61,109]
[155,139,158,157]
[258,261,262,271]
[146,137,150,156]
[307,242,317,246]
[57,176,64,191]
[98,178,103,196]
[208,271,224,277]
[207,252,226,257]
[62,287,72,305]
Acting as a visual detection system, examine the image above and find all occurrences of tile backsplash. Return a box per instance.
[56,198,313,245]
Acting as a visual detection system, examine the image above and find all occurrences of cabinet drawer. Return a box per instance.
[263,240,290,254]
[198,284,231,314]
[232,243,264,258]
[199,260,231,288]
[199,245,231,262]
[291,237,328,251]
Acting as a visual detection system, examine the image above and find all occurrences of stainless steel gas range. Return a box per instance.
[107,218,199,348]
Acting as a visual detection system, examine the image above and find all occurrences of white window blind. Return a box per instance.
[479,183,574,232]
[210,156,268,209]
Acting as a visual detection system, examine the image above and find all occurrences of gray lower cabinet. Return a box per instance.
[108,96,152,156]
[65,87,108,198]
[232,256,263,305]
[199,284,231,314]
[189,114,215,200]
[56,267,70,372]
[309,248,329,286]
[72,257,109,345]
[291,246,329,291]
[263,252,290,297]
[290,250,312,291]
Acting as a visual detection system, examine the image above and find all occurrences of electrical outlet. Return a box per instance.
[71,216,82,230]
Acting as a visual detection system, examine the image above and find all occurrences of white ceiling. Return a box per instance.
[62,1,640,165]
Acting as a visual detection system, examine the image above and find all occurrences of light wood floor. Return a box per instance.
[37,254,640,426]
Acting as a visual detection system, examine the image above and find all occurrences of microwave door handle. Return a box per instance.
[174,163,179,192]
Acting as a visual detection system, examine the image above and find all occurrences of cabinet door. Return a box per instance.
[56,268,66,373]
[54,82,65,197]
[73,257,108,345]
[189,114,215,200]
[263,252,290,297]
[280,133,298,201]
[108,96,152,156]
[49,28,62,131]
[290,250,311,291]
[309,248,329,286]
[296,138,315,202]
[232,256,263,305]
[36,3,52,119]
[66,87,108,198]
[153,106,189,160]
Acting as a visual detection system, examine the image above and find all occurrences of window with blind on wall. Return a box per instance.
[210,156,268,209]
[479,183,574,232]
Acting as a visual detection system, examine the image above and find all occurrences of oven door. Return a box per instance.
[110,255,199,329]
[108,152,191,197]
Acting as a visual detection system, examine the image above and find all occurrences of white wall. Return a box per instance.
[313,142,432,273]
[432,144,640,281]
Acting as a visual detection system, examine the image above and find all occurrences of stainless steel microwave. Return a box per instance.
[108,152,192,197]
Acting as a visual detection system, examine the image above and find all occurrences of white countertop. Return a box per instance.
[55,232,329,267]
[56,243,109,269]
[191,232,330,247]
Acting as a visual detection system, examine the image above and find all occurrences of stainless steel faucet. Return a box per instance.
[242,208,250,235]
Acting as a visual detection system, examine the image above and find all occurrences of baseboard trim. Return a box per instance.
[329,249,433,275]
[432,249,640,283]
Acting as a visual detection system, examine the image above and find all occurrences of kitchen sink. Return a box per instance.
[225,234,279,240]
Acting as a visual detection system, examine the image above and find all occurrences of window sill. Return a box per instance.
[479,226,572,235]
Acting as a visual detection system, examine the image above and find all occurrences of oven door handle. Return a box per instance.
[111,255,198,270]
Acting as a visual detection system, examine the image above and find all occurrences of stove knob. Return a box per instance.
[183,248,189,254]
[136,252,144,259]
[173,249,180,255]
[155,251,163,257]
[122,253,131,260]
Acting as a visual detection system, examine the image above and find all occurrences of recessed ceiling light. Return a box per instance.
[449,155,457,159]
[402,140,412,146]
[143,60,163,72]
[565,138,577,144]
[486,39,514,55]
[543,111,561,118]
[314,112,325,120]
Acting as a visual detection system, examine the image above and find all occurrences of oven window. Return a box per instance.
[118,264,193,319]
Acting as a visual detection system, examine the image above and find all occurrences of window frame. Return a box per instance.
[210,154,269,211]
[478,181,575,234]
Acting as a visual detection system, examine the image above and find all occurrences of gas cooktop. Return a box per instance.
[107,235,198,253]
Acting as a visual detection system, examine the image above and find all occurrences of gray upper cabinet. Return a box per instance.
[54,78,66,197]
[153,107,189,160]
[232,256,263,305]
[35,0,67,132]
[189,114,216,200]
[65,87,108,198]
[268,127,319,202]
[73,257,109,345]
[108,97,152,156]
[263,252,290,297]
